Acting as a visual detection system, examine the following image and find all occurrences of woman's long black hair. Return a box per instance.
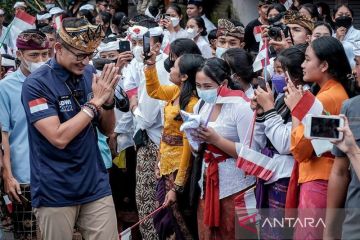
[222,48,254,85]
[311,36,353,96]
[277,44,307,86]
[175,54,205,120]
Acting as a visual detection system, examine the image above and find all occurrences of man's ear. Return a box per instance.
[54,42,62,55]
[199,6,203,14]
[15,50,22,59]
[240,41,245,48]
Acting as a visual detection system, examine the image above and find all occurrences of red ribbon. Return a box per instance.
[203,144,230,227]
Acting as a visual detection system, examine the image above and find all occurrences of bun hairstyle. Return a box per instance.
[190,16,207,36]
[198,57,237,89]
[222,48,254,85]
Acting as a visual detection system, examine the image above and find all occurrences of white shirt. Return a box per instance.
[196,36,213,58]
[343,26,360,43]
[252,94,294,184]
[253,114,294,184]
[114,69,135,152]
[195,102,255,199]
[245,86,255,99]
[122,53,170,145]
[201,15,216,35]
[162,28,189,50]
[0,26,9,54]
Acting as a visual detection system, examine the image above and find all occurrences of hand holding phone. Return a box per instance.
[257,76,267,91]
[143,31,151,61]
[304,114,344,141]
[119,40,131,53]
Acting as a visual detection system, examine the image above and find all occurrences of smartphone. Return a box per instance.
[119,40,131,53]
[92,58,113,71]
[160,14,171,20]
[304,114,344,140]
[143,31,151,61]
[257,76,267,91]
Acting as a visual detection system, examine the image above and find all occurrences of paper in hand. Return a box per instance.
[180,110,204,151]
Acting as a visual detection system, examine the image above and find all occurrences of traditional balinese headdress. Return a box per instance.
[217,19,245,40]
[98,40,119,53]
[59,18,104,54]
[283,10,315,32]
[16,30,49,50]
[127,26,149,40]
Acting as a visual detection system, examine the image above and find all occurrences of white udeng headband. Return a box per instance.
[128,26,149,40]
[98,41,120,53]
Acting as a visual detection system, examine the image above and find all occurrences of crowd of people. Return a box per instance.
[0,0,359,239]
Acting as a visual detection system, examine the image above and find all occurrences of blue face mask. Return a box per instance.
[271,74,287,93]
[196,87,218,103]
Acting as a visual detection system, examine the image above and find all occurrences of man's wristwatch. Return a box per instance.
[102,98,115,110]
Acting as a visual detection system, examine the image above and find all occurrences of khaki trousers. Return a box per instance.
[34,195,117,240]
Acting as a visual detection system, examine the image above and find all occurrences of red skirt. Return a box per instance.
[197,193,237,240]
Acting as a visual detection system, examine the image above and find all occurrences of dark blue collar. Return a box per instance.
[47,57,71,82]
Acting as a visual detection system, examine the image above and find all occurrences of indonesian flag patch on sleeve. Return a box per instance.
[29,98,49,114]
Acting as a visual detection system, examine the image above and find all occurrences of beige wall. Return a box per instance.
[232,0,259,26]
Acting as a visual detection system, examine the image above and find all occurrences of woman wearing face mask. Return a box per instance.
[186,17,212,58]
[161,4,188,49]
[194,58,255,239]
[332,4,360,43]
[250,45,308,239]
[145,52,205,239]
[222,48,255,98]
[285,36,351,239]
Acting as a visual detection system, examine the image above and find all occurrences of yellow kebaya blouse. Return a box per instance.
[145,65,198,187]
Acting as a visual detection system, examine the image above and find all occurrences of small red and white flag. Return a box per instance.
[235,187,259,234]
[3,195,13,214]
[53,15,63,32]
[291,91,324,124]
[215,85,250,104]
[163,42,170,55]
[125,88,138,99]
[28,98,49,114]
[253,39,270,72]
[236,143,278,181]
[6,11,36,51]
[253,26,262,43]
[119,228,131,240]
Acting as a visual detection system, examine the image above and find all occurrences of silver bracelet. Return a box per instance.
[82,107,94,119]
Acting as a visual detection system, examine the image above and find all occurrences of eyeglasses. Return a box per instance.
[63,44,98,61]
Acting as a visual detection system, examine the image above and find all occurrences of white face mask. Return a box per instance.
[215,47,227,58]
[171,17,180,27]
[132,45,144,63]
[196,87,218,103]
[23,59,46,73]
[186,28,198,39]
